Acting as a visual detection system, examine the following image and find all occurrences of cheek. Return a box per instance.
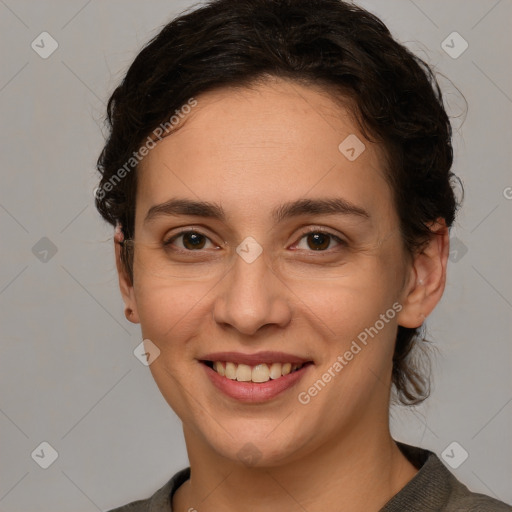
[294,257,402,326]
[302,281,399,370]
[287,254,404,389]
[134,279,212,348]
[293,279,400,421]
[134,280,213,417]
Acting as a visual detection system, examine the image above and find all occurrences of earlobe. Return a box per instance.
[114,225,140,324]
[397,219,450,329]
[124,306,137,323]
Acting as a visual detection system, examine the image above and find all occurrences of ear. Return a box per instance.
[397,219,450,328]
[114,225,140,324]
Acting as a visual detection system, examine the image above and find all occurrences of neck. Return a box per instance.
[173,420,418,512]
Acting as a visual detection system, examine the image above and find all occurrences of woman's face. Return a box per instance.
[121,78,416,466]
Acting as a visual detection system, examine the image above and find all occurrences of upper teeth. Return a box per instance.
[212,361,303,383]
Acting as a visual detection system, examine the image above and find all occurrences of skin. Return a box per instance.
[115,76,449,512]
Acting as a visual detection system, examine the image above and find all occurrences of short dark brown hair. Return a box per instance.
[95,0,462,406]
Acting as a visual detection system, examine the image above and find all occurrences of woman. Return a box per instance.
[95,0,511,510]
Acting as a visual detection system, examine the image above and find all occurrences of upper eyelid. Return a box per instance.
[291,229,347,250]
[164,228,219,246]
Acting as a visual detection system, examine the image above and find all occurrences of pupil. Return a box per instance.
[184,232,205,250]
[308,233,329,250]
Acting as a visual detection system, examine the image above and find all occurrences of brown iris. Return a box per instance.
[306,233,330,250]
[182,232,207,250]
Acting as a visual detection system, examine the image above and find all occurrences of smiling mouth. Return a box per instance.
[201,360,312,383]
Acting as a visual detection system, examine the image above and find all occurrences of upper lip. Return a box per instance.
[199,351,312,366]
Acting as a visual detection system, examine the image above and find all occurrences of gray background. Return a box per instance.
[0,0,511,510]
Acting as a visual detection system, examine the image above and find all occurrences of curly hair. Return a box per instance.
[95,0,462,406]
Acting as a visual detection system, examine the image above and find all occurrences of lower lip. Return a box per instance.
[202,363,312,402]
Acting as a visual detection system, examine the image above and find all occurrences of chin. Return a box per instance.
[195,420,314,469]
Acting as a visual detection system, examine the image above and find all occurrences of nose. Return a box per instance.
[212,246,292,336]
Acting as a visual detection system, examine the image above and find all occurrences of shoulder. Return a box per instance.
[382,443,512,511]
[443,477,512,511]
[105,467,190,512]
[106,497,151,512]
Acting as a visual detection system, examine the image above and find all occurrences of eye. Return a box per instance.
[163,230,219,251]
[161,228,346,253]
[293,229,347,252]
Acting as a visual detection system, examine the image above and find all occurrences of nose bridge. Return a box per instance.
[213,239,290,334]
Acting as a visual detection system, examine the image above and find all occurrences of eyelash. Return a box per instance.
[162,227,347,253]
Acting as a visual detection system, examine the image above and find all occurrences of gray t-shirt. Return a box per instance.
[107,443,512,511]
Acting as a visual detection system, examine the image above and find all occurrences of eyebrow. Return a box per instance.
[143,197,370,225]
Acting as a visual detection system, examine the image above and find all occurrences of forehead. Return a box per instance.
[136,78,394,228]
